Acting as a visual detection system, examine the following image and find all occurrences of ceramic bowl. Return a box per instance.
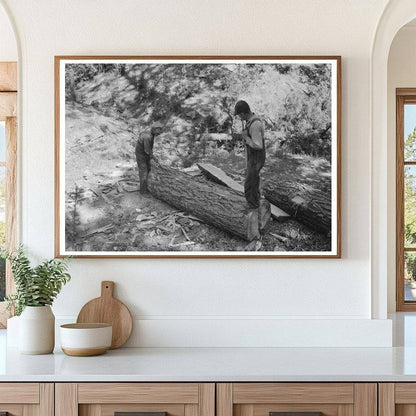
[60,323,112,356]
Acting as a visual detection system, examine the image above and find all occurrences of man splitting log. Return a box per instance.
[234,100,266,209]
[135,121,163,194]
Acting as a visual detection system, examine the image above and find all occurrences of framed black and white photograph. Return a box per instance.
[55,56,341,258]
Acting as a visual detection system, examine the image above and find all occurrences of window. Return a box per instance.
[396,89,416,310]
[0,121,5,300]
[0,62,17,327]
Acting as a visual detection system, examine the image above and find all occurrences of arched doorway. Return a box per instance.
[371,0,416,319]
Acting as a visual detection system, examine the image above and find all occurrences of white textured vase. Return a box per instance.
[19,306,55,354]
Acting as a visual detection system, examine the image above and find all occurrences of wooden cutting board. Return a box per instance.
[76,281,133,349]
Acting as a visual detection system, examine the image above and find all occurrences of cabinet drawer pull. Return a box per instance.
[270,413,324,416]
[115,412,167,416]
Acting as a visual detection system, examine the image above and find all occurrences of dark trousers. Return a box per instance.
[245,146,266,208]
[135,150,151,192]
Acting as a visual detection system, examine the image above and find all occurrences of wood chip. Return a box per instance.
[168,235,176,247]
[135,213,155,222]
[170,241,195,247]
[180,226,191,241]
[83,224,114,238]
[269,232,289,243]
[243,239,262,251]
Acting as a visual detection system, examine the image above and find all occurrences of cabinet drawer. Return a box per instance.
[56,383,215,416]
[0,383,39,404]
[0,383,53,416]
[217,383,376,416]
[379,383,416,416]
[80,403,184,416]
[78,383,200,404]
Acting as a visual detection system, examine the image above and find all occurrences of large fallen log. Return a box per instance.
[198,162,331,234]
[148,161,270,241]
[263,180,331,234]
[197,163,290,222]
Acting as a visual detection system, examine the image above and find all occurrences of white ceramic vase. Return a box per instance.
[19,306,55,354]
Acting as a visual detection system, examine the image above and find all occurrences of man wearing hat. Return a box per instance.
[135,121,163,194]
[234,100,266,209]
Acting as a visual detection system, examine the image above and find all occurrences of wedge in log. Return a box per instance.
[198,162,290,222]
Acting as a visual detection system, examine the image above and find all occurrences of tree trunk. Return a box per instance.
[197,162,290,222]
[263,180,331,234]
[67,67,77,102]
[148,162,268,241]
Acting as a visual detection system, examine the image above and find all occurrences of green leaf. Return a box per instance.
[5,245,71,312]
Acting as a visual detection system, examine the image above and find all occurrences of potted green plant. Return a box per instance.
[1,245,71,354]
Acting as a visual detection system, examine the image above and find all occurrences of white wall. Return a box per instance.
[0,3,17,61]
[0,0,393,346]
[387,25,416,312]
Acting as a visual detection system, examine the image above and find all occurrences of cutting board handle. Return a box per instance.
[101,281,115,298]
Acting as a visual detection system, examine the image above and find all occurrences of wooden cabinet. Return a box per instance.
[378,383,416,416]
[216,383,377,416]
[55,383,215,416]
[0,381,390,416]
[0,383,53,416]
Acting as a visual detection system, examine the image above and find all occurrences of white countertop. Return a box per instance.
[1,328,416,382]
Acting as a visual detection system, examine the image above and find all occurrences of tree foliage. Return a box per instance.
[405,126,416,161]
[66,62,332,159]
[0,256,4,301]
[405,167,416,247]
[405,253,416,282]
[404,128,416,251]
[0,173,4,245]
[403,128,416,282]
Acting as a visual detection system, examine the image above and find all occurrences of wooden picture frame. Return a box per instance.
[55,56,341,258]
